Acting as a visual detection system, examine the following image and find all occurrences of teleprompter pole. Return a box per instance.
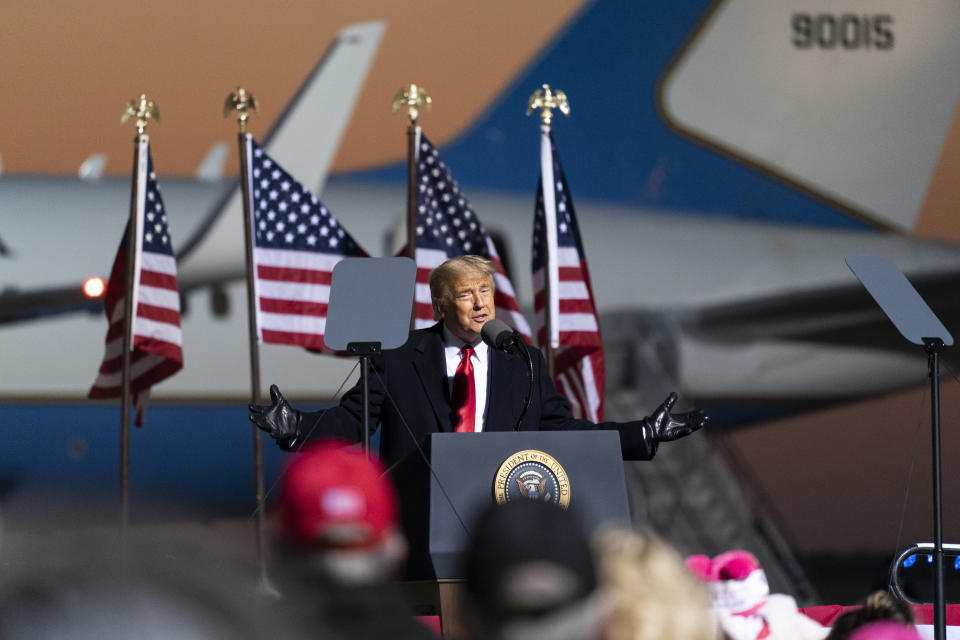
[844,256,954,640]
[362,355,370,454]
[346,342,381,459]
[924,337,946,640]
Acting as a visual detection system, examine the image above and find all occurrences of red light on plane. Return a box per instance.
[83,277,106,298]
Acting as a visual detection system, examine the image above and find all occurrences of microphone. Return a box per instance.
[481,318,521,353]
[481,318,534,430]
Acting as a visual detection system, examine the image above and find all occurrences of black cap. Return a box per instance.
[464,501,597,619]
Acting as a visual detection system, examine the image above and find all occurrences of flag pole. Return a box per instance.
[119,95,158,533]
[526,84,570,378]
[225,88,277,596]
[393,84,431,327]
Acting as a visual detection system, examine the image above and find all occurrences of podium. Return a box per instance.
[392,430,631,634]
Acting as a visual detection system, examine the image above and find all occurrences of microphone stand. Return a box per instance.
[483,322,535,431]
[510,332,534,431]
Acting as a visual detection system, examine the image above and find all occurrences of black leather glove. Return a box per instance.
[249,384,302,449]
[644,392,708,442]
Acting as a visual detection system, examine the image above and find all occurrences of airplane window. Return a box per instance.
[211,286,229,318]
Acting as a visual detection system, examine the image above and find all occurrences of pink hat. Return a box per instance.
[849,622,921,640]
[687,551,829,640]
[686,550,769,616]
[277,440,398,550]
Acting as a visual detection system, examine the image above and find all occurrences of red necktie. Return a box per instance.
[451,346,476,432]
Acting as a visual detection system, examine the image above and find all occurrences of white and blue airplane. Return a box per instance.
[1,1,959,575]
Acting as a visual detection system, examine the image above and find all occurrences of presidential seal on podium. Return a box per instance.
[493,449,570,509]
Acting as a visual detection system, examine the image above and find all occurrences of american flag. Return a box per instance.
[89,141,183,425]
[247,137,367,350]
[532,129,605,421]
[412,133,531,340]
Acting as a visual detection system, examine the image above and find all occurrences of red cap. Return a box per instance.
[277,440,398,550]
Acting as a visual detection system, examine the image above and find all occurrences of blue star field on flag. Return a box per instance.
[251,141,361,255]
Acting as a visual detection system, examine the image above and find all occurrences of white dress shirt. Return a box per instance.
[442,324,489,432]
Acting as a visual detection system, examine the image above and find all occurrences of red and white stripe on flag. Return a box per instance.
[412,246,448,329]
[252,247,339,349]
[89,140,182,425]
[531,127,605,422]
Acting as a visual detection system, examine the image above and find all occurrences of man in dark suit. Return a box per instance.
[250,255,707,467]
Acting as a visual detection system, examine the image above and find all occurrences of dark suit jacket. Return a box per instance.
[299,322,657,467]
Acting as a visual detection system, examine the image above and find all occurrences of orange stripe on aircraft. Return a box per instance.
[913,97,960,245]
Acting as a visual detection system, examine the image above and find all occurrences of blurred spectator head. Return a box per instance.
[825,591,914,640]
[461,500,608,640]
[847,621,921,640]
[0,530,298,640]
[598,528,718,640]
[276,439,406,585]
[0,571,255,640]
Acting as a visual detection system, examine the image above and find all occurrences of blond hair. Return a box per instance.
[429,255,496,317]
[597,528,719,640]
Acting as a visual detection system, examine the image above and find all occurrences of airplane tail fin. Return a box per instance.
[259,20,386,195]
[195,142,229,181]
[177,20,386,285]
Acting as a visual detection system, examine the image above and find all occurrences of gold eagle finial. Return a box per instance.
[121,94,160,135]
[224,87,259,133]
[526,84,570,128]
[392,83,432,125]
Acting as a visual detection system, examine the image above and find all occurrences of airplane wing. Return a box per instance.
[0,20,385,325]
[0,286,97,324]
[602,266,960,407]
[690,268,960,352]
